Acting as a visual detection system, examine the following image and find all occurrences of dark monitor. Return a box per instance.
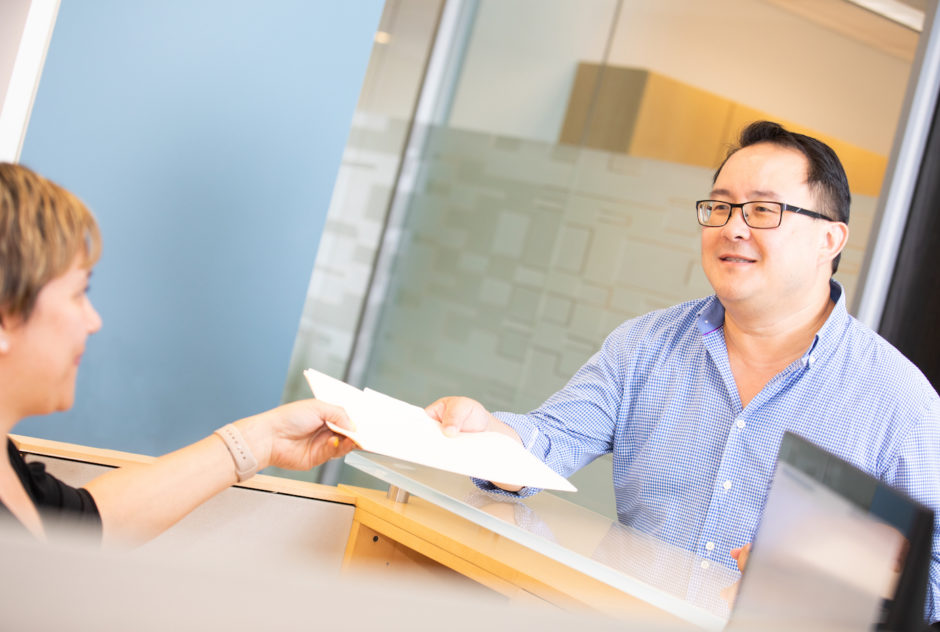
[727,431,934,632]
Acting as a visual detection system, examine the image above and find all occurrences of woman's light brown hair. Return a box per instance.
[0,162,101,320]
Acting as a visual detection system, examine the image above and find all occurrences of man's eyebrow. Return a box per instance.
[708,188,781,199]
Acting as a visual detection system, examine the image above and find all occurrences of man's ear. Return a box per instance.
[820,221,849,269]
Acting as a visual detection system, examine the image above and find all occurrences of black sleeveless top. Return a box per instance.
[1,438,101,536]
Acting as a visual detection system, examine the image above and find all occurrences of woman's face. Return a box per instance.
[1,256,102,417]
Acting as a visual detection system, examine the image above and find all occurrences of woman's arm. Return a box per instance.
[83,399,355,546]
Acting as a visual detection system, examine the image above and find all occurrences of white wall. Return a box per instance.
[0,0,29,109]
[14,2,384,457]
[447,0,912,155]
[0,0,58,162]
[0,1,31,110]
[605,0,910,155]
[448,0,617,143]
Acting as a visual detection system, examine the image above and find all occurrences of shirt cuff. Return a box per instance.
[471,477,539,498]
[469,411,550,497]
[493,411,549,456]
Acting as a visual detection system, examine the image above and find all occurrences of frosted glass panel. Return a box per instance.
[357,126,878,516]
[282,0,916,518]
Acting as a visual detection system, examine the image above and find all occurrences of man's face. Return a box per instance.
[701,142,836,316]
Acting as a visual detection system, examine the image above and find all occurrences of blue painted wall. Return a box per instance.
[16,1,383,454]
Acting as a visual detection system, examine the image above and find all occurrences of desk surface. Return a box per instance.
[345,451,736,630]
[10,433,355,504]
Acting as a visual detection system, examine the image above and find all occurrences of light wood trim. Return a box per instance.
[347,504,533,600]
[339,485,691,623]
[559,63,646,153]
[341,519,525,602]
[9,434,355,504]
[631,72,735,168]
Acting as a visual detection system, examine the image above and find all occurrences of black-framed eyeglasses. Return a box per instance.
[696,200,834,229]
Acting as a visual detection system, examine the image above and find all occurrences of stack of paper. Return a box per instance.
[304,369,576,492]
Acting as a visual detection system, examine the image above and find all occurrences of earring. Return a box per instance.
[0,339,8,353]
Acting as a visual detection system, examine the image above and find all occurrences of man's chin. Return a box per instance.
[713,286,760,308]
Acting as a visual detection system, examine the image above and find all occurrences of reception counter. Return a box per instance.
[339,452,734,629]
[9,436,735,630]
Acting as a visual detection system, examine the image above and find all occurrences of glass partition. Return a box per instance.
[345,450,736,630]
[326,0,920,516]
[278,0,927,518]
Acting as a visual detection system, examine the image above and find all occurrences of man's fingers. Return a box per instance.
[425,398,447,421]
[730,543,752,572]
[426,397,462,436]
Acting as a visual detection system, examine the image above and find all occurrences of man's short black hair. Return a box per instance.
[713,120,851,274]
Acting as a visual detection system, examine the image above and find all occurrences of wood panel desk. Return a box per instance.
[338,452,734,630]
[9,436,731,629]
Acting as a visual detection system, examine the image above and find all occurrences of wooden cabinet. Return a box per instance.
[560,62,886,197]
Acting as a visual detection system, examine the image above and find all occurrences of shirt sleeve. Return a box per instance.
[22,458,102,535]
[473,323,627,495]
[885,398,940,624]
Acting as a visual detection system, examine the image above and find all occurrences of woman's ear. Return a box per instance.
[0,312,11,353]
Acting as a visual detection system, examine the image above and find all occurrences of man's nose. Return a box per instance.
[721,206,751,237]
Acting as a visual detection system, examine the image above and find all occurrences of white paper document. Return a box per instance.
[304,369,576,492]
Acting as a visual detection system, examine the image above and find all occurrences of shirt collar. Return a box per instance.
[696,296,725,336]
[696,280,850,368]
[800,279,849,367]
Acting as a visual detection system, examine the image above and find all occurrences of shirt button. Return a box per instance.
[700,560,710,570]
[723,480,733,491]
[736,418,745,429]
[705,541,715,551]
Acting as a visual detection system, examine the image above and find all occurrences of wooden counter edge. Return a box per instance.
[9,434,355,505]
[336,484,694,625]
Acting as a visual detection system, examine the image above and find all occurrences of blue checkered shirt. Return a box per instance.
[486,281,940,622]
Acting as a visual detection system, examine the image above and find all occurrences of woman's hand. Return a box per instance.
[238,399,358,471]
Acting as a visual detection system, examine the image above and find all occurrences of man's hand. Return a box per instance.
[720,543,753,606]
[425,396,507,437]
[425,396,524,492]
[730,542,752,572]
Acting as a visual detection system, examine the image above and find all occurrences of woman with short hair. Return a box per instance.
[0,162,355,544]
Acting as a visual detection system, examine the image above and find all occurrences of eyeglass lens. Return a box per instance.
[698,201,782,228]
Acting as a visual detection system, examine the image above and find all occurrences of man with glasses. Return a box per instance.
[427,120,940,623]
